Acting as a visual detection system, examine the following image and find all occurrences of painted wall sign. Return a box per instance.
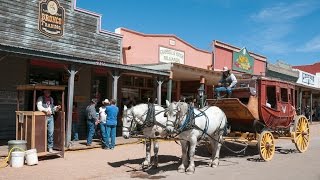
[159,46,185,64]
[232,47,254,74]
[38,0,65,37]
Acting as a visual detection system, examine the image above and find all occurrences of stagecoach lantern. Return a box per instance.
[198,86,205,97]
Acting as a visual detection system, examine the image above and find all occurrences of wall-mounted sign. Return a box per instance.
[296,70,319,88]
[302,72,315,85]
[232,47,254,74]
[296,70,316,86]
[159,46,185,64]
[38,0,65,37]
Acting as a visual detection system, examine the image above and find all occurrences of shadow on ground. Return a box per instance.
[196,141,299,162]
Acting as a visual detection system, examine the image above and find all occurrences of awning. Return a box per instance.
[0,45,169,77]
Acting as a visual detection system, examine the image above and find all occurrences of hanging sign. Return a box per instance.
[38,0,65,37]
[232,47,254,74]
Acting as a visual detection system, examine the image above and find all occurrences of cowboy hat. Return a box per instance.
[102,99,110,104]
[222,66,229,72]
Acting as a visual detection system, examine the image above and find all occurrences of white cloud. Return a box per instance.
[298,35,320,52]
[246,0,320,56]
[252,1,319,22]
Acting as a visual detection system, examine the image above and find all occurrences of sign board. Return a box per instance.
[159,47,185,64]
[38,0,65,37]
[232,47,254,74]
[296,70,319,88]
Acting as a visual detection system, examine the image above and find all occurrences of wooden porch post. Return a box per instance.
[166,71,173,102]
[112,70,120,104]
[66,64,77,147]
[157,77,163,105]
[176,81,181,101]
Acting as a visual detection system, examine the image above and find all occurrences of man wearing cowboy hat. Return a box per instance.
[215,66,237,98]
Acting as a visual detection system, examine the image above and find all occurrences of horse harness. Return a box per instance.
[171,104,248,154]
[172,104,211,141]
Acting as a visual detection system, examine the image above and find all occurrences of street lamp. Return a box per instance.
[198,86,205,108]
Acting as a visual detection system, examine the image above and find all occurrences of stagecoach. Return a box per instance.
[206,76,310,161]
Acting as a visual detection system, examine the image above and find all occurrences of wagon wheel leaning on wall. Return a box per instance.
[292,115,310,153]
[258,130,275,161]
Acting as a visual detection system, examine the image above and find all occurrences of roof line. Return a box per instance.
[73,0,123,38]
[214,40,267,62]
[119,28,211,54]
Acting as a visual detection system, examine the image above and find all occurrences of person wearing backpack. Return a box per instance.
[99,99,109,149]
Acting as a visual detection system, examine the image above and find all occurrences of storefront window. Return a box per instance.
[122,76,134,86]
[134,77,144,87]
[145,78,153,88]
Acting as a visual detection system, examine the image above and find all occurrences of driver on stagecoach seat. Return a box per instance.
[215,66,237,99]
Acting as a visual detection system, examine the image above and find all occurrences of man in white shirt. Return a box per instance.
[99,99,109,149]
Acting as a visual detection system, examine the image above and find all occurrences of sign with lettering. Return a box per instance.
[159,47,185,64]
[232,47,254,74]
[296,70,318,88]
[38,0,65,37]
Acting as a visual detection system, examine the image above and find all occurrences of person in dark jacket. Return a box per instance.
[104,99,119,149]
[86,98,98,146]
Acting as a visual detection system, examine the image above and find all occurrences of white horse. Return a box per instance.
[122,103,167,168]
[165,100,227,174]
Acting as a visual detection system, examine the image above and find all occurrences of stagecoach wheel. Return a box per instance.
[258,131,275,161]
[294,115,310,153]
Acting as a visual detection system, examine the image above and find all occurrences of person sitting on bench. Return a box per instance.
[215,66,237,98]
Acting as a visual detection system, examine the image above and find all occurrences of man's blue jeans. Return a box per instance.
[47,115,54,149]
[86,120,95,145]
[72,122,79,141]
[99,123,108,147]
[215,87,232,97]
[106,125,116,149]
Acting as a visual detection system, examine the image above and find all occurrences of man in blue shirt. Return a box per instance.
[105,99,119,149]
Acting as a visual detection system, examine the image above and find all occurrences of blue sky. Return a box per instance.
[77,0,320,66]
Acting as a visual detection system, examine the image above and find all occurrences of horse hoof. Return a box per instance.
[185,167,195,175]
[178,168,185,173]
[186,170,195,175]
[209,161,219,168]
[141,162,150,169]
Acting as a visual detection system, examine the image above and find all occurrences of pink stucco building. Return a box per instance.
[213,41,267,76]
[116,28,267,102]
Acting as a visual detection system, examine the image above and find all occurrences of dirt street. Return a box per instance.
[1,124,320,180]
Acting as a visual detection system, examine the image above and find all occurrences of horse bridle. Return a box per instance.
[122,106,168,135]
[122,109,140,135]
[166,103,187,130]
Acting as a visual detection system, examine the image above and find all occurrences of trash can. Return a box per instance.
[8,140,27,153]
